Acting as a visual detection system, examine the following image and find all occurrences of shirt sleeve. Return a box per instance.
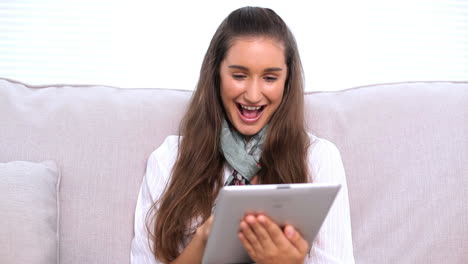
[305,136,356,264]
[130,136,179,264]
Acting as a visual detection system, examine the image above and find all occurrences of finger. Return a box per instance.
[206,215,214,230]
[246,215,275,249]
[200,215,214,242]
[238,232,256,259]
[240,219,263,252]
[205,215,214,226]
[284,225,309,254]
[257,215,289,247]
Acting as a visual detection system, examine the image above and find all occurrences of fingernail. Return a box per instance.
[246,215,255,223]
[285,226,295,238]
[240,221,247,230]
[258,215,266,223]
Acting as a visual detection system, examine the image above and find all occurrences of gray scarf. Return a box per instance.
[220,119,268,185]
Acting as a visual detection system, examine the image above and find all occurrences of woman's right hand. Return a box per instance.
[196,215,214,243]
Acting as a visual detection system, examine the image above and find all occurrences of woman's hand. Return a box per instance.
[169,215,214,264]
[238,214,309,264]
[195,215,214,244]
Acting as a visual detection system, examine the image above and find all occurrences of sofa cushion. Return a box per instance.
[0,160,60,264]
[306,82,468,263]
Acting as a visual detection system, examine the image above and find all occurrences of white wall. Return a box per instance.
[1,0,467,91]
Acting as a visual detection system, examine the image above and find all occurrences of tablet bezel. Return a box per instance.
[202,183,341,264]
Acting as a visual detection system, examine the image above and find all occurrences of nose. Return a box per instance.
[243,78,262,104]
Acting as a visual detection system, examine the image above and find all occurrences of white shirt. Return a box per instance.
[131,134,355,264]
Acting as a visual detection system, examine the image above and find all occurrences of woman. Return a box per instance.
[131,6,354,264]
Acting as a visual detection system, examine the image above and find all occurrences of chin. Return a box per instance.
[232,122,264,138]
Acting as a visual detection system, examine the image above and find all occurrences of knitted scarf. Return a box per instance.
[220,119,268,185]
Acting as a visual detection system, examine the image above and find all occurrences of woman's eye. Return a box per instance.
[264,76,278,82]
[232,74,246,80]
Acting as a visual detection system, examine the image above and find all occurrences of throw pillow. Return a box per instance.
[0,160,60,264]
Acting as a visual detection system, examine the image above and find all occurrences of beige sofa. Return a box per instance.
[0,78,467,264]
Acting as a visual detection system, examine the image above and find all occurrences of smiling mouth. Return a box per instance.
[236,103,265,119]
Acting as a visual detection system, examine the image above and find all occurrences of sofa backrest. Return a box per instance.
[0,79,191,263]
[305,82,468,263]
[1,78,467,264]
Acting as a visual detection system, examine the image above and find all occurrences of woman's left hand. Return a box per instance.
[238,214,309,264]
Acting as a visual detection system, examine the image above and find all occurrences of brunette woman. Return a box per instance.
[131,6,354,264]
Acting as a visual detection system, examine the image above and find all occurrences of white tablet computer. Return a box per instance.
[202,183,341,264]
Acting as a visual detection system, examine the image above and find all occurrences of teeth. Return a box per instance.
[240,104,261,111]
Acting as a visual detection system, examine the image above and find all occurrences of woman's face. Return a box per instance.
[220,36,287,138]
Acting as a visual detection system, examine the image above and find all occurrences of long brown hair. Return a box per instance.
[147,6,310,262]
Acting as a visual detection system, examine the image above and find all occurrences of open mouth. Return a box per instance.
[236,103,265,120]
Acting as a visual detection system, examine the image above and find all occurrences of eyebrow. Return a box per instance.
[228,65,283,72]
